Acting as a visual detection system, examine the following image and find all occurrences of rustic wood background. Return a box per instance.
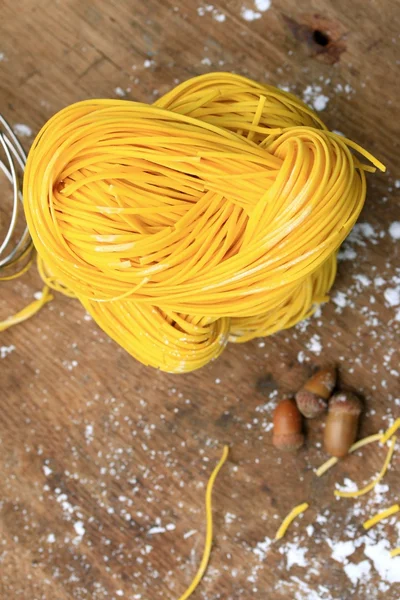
[1,1,399,599]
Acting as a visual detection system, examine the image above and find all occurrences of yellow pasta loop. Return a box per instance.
[178,445,229,600]
[315,433,383,477]
[363,505,400,530]
[0,243,34,281]
[334,436,397,499]
[21,72,385,372]
[0,285,53,332]
[0,241,51,329]
[275,502,309,541]
[381,418,400,444]
[390,548,400,558]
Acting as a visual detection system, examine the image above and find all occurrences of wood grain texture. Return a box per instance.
[0,1,399,599]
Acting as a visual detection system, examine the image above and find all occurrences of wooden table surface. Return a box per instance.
[1,1,399,599]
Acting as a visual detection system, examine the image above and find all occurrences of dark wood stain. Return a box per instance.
[283,13,347,64]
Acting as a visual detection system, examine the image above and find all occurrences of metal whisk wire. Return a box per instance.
[0,114,32,271]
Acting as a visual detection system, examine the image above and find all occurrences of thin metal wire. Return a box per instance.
[0,114,33,271]
[0,116,53,331]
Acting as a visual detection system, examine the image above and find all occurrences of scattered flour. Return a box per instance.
[73,521,85,537]
[335,478,358,494]
[303,85,329,111]
[213,12,226,22]
[347,223,378,246]
[149,526,166,535]
[279,541,309,569]
[388,222,400,240]
[332,291,348,308]
[313,94,329,111]
[344,559,372,585]
[254,0,271,10]
[241,8,262,21]
[280,577,333,600]
[55,492,75,518]
[241,0,271,20]
[335,535,400,589]
[224,512,237,525]
[306,334,322,355]
[322,480,400,591]
[253,536,272,561]
[13,123,32,137]
[328,539,357,563]
[63,359,79,371]
[384,287,400,307]
[197,4,225,20]
[363,538,400,583]
[1,345,15,359]
[374,276,386,287]
[353,274,371,287]
[338,246,357,261]
[85,424,94,444]
[306,525,314,537]
[148,523,175,535]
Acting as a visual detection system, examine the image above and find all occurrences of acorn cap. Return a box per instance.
[328,391,363,415]
[295,389,327,419]
[272,431,304,452]
[303,366,336,400]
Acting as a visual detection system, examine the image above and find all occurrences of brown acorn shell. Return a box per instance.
[324,392,363,458]
[273,398,304,452]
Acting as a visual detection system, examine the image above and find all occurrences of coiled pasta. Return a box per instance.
[23,73,385,372]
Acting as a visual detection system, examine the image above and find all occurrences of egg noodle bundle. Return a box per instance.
[21,73,384,372]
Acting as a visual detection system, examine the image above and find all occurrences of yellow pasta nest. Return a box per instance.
[23,73,384,372]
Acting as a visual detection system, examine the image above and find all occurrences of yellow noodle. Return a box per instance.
[0,231,50,328]
[0,252,34,281]
[0,286,53,332]
[363,504,400,530]
[381,418,400,444]
[20,72,384,371]
[178,445,229,600]
[275,502,309,540]
[334,436,397,499]
[315,433,383,477]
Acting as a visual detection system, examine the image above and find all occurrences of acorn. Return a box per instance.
[295,366,336,419]
[324,392,363,458]
[273,398,304,452]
